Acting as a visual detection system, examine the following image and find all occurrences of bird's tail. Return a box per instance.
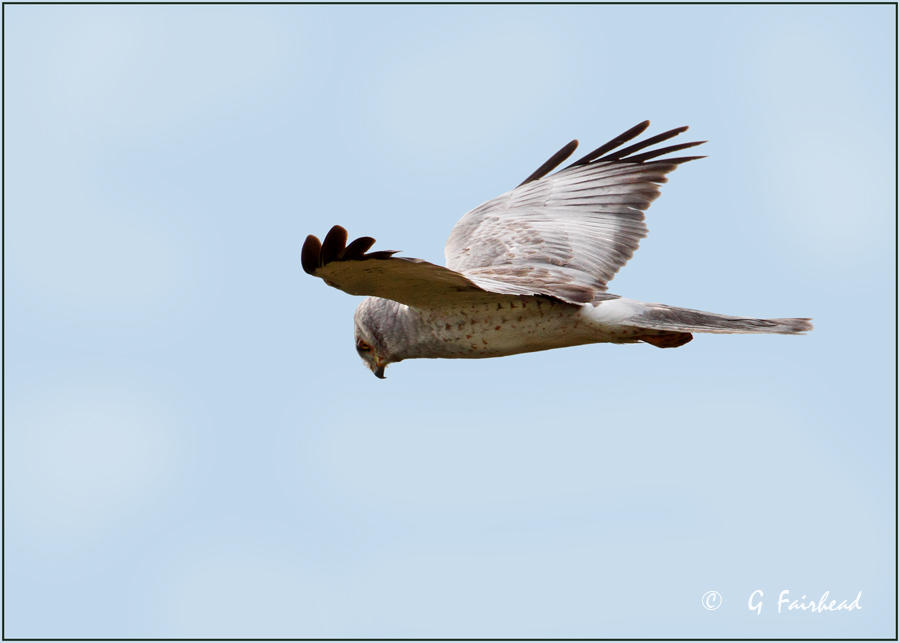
[587,297,812,341]
[629,303,813,335]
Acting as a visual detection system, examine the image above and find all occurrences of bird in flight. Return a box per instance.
[302,121,811,379]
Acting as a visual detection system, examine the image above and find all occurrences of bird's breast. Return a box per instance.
[409,296,594,359]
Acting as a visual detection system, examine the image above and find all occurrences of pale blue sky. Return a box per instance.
[4,4,895,638]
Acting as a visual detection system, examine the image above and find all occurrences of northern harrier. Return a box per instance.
[302,121,811,378]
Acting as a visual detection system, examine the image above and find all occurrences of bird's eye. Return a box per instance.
[356,339,371,352]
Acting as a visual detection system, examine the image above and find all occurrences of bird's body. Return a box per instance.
[355,294,808,366]
[355,296,620,362]
[413,296,639,357]
[302,121,812,378]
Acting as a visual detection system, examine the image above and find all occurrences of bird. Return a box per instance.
[302,121,812,379]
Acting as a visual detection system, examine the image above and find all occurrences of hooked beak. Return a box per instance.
[372,359,386,379]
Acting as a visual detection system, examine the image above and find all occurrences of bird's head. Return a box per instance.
[354,331,388,379]
[353,298,401,379]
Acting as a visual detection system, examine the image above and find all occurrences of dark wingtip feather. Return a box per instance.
[621,140,706,163]
[518,139,579,187]
[301,234,322,275]
[647,155,707,166]
[341,236,376,260]
[567,121,651,168]
[320,225,348,265]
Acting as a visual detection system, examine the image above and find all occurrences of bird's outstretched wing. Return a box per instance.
[302,225,498,308]
[445,121,705,304]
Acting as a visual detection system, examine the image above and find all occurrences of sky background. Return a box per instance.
[3,4,895,638]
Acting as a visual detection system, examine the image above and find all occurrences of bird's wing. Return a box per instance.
[302,225,503,308]
[445,121,705,304]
